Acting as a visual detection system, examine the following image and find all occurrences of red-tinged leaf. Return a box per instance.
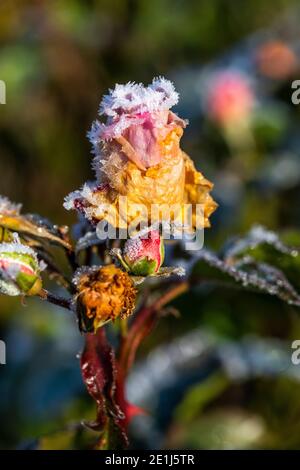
[80,328,128,449]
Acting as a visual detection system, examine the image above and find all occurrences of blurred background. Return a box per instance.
[1,0,300,449]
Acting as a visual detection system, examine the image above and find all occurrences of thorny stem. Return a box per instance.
[39,288,72,311]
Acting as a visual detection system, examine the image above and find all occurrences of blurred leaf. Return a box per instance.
[168,409,265,450]
[37,424,97,450]
[174,372,229,424]
[252,105,289,148]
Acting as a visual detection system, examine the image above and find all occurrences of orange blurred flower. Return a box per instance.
[256,41,297,80]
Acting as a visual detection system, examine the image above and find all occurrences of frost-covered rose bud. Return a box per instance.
[0,234,43,296]
[122,230,164,276]
[93,77,186,170]
[74,264,137,333]
[64,77,217,231]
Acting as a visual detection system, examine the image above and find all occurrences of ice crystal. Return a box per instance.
[195,249,300,307]
[0,233,38,261]
[87,77,179,145]
[0,195,22,215]
[99,77,178,118]
[224,224,299,258]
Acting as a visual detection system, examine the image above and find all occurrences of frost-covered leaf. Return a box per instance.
[222,225,300,291]
[192,249,300,307]
[0,212,72,250]
[223,225,299,259]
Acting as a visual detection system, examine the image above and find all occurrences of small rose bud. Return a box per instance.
[74,264,137,333]
[207,71,254,127]
[0,234,43,296]
[123,230,164,276]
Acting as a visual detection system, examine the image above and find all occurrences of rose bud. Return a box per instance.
[122,230,164,276]
[0,234,43,296]
[74,264,137,333]
[207,70,254,127]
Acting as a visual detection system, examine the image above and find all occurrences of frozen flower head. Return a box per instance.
[0,233,43,296]
[89,77,185,170]
[65,77,217,231]
[207,71,254,126]
[74,264,137,333]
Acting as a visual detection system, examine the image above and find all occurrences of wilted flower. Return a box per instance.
[206,71,254,126]
[74,264,137,333]
[64,77,217,231]
[0,233,43,296]
[120,230,164,276]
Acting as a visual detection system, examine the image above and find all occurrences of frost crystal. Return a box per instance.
[0,233,43,296]
[0,233,38,261]
[88,77,179,145]
[99,77,179,118]
[0,195,22,215]
[225,224,299,258]
[63,182,99,212]
[72,265,100,287]
[123,237,143,262]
